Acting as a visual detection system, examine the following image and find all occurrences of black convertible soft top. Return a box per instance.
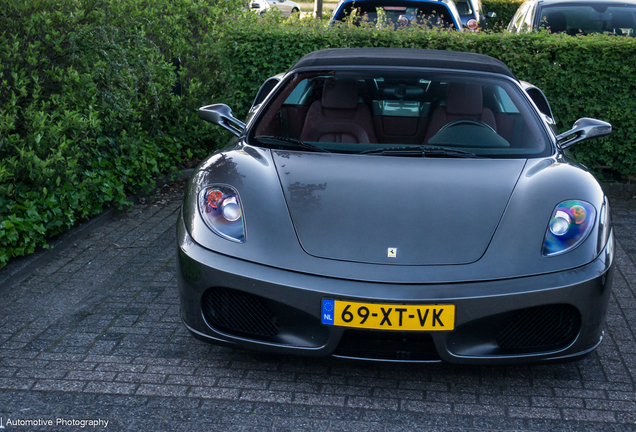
[291,48,516,79]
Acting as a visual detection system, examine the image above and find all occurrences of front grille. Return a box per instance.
[201,287,279,338]
[497,304,580,351]
[334,330,440,361]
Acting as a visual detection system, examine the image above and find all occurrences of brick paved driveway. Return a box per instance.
[1,185,635,431]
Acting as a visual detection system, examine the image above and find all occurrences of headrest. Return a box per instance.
[445,83,483,116]
[322,79,358,110]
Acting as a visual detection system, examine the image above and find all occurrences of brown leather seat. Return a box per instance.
[300,79,377,143]
[423,83,496,144]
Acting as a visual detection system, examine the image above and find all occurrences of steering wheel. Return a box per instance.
[438,119,497,134]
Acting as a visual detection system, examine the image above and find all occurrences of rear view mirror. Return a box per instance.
[199,104,246,137]
[556,118,612,149]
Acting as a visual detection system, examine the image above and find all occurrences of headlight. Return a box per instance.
[198,185,246,243]
[466,19,479,31]
[542,200,595,257]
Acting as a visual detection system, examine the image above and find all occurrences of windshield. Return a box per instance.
[333,1,457,29]
[539,3,636,35]
[249,70,552,158]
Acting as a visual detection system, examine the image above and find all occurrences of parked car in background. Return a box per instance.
[508,0,636,35]
[329,0,464,30]
[267,0,301,16]
[180,47,615,364]
[251,0,300,16]
[454,0,496,30]
[250,0,271,16]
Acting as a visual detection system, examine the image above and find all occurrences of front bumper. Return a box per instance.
[177,213,615,365]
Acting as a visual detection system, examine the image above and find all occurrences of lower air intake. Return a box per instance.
[497,304,580,351]
[334,330,440,361]
[201,287,279,338]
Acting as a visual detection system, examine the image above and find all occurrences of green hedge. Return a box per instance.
[0,0,238,267]
[218,17,636,179]
[482,0,524,30]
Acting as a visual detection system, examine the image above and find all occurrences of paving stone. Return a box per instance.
[401,400,453,414]
[136,383,189,397]
[531,396,584,408]
[84,381,138,395]
[240,390,293,404]
[33,379,87,392]
[347,396,400,411]
[252,403,309,417]
[116,372,167,384]
[0,377,34,390]
[65,371,117,381]
[322,384,373,396]
[508,406,562,420]
[453,403,506,416]
[199,399,253,413]
[308,406,362,420]
[373,388,424,400]
[291,393,346,407]
[189,387,241,400]
[472,417,526,430]
[217,377,269,389]
[562,408,617,422]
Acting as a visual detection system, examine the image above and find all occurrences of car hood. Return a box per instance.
[273,151,526,265]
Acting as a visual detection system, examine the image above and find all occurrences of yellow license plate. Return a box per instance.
[321,299,455,331]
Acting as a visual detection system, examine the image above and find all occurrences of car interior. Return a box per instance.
[253,73,551,155]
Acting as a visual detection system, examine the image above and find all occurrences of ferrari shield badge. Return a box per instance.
[387,248,397,258]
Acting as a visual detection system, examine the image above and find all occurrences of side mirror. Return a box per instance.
[199,104,246,137]
[487,11,496,18]
[556,117,612,149]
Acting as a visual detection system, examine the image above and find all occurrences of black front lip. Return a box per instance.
[177,213,614,364]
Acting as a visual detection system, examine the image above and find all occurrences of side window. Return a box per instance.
[252,78,280,108]
[284,79,311,105]
[454,0,473,15]
[526,88,554,120]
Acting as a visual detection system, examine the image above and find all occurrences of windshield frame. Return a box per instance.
[246,65,557,159]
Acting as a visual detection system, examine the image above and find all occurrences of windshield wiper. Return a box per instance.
[361,146,423,156]
[254,136,330,153]
[423,147,480,158]
[362,146,480,158]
